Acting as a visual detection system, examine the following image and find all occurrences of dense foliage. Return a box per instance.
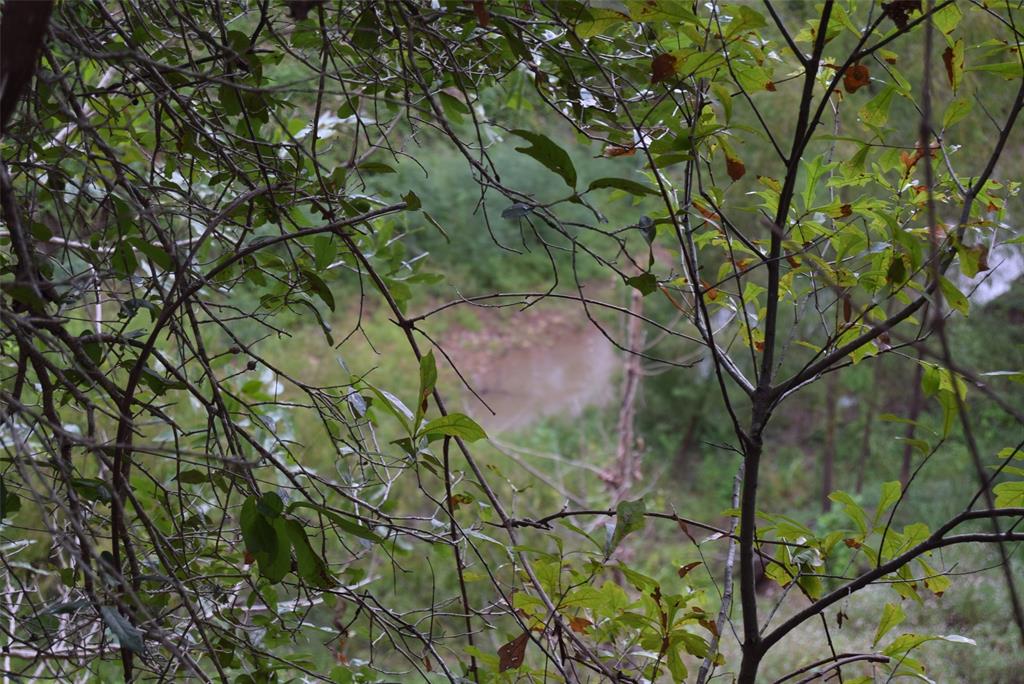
[1,1,1023,682]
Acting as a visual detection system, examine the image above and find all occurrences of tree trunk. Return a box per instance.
[608,288,646,502]
[855,359,882,494]
[821,370,839,512]
[900,362,925,487]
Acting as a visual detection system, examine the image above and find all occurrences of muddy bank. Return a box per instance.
[441,304,619,434]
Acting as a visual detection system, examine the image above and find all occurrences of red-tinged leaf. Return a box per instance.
[844,538,862,548]
[843,64,870,93]
[701,279,718,301]
[977,245,990,272]
[470,0,490,27]
[448,493,474,510]
[843,296,852,323]
[901,147,924,171]
[765,81,777,92]
[677,520,698,544]
[787,255,801,268]
[942,41,963,92]
[943,46,955,87]
[498,632,529,672]
[603,144,636,157]
[725,153,745,181]
[699,619,719,637]
[678,561,702,578]
[244,551,255,564]
[651,53,678,84]
[694,201,720,221]
[569,616,592,634]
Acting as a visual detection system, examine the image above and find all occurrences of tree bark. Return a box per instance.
[821,370,839,511]
[900,362,925,487]
[607,288,646,502]
[1,0,55,131]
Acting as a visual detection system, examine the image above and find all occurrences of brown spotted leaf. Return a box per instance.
[498,632,529,672]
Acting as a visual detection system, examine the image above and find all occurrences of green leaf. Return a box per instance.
[626,273,658,296]
[574,7,629,38]
[126,238,173,271]
[282,518,336,588]
[240,496,290,583]
[257,492,284,519]
[874,481,902,525]
[100,607,145,653]
[626,0,699,24]
[942,97,972,129]
[312,236,337,271]
[403,190,421,211]
[607,498,646,555]
[873,602,906,647]
[829,491,868,535]
[416,350,437,424]
[111,241,139,277]
[859,85,897,127]
[351,9,379,50]
[421,413,488,442]
[933,3,962,33]
[287,501,384,543]
[938,276,969,316]
[510,130,577,188]
[883,632,975,657]
[302,269,335,311]
[71,478,112,503]
[263,518,293,582]
[587,177,659,197]
[0,477,21,519]
[994,481,1024,508]
[176,469,208,485]
[363,383,414,432]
